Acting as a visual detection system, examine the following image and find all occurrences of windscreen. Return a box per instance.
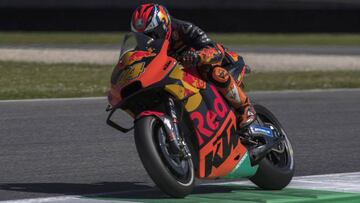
[119,32,164,59]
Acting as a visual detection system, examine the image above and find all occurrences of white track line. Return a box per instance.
[248,88,360,95]
[211,171,360,193]
[1,88,360,103]
[0,196,78,203]
[0,97,105,103]
[1,172,360,203]
[0,189,153,203]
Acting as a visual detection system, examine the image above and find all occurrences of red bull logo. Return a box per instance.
[182,68,206,90]
[124,51,155,65]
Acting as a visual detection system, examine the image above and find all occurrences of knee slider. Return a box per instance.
[210,66,230,88]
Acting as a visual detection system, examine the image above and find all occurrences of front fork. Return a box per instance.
[165,97,191,160]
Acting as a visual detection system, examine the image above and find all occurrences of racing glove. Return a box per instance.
[180,50,200,68]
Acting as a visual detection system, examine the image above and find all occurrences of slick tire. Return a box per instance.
[250,104,295,190]
[134,116,195,198]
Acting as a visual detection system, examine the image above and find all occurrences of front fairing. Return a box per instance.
[108,32,174,108]
[106,34,256,181]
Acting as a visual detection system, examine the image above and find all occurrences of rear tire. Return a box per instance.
[250,104,295,190]
[134,116,195,197]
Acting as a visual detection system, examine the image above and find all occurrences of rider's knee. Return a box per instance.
[209,66,231,88]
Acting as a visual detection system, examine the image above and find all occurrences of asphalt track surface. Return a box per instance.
[0,89,360,201]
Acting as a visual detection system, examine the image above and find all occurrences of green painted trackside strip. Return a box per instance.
[84,185,360,203]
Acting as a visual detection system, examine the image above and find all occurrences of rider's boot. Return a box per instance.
[211,66,256,128]
[212,66,272,165]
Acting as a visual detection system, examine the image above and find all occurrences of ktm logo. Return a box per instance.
[204,119,238,177]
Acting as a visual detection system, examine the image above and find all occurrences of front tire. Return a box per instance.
[134,116,195,197]
[250,104,295,190]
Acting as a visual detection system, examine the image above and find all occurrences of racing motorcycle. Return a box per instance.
[106,32,295,197]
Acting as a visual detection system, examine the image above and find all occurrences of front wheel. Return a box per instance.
[134,116,195,197]
[250,104,295,190]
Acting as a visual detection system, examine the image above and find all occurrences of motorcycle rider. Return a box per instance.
[130,3,256,128]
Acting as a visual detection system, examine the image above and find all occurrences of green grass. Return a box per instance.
[245,71,360,90]
[1,61,360,100]
[2,32,360,46]
[0,61,113,99]
[0,32,125,45]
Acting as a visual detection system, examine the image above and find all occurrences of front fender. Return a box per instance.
[136,110,180,151]
[137,110,165,119]
[136,111,175,139]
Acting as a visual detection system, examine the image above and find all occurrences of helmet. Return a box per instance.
[131,3,171,40]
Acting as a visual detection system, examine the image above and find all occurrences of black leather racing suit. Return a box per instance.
[167,18,254,125]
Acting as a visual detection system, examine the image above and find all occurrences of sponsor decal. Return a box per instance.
[190,85,228,145]
[203,114,238,177]
[250,125,273,137]
[117,62,145,86]
[127,52,155,64]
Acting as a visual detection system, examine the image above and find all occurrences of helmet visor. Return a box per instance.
[144,25,167,40]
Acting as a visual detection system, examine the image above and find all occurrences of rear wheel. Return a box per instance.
[134,116,195,197]
[250,104,295,190]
